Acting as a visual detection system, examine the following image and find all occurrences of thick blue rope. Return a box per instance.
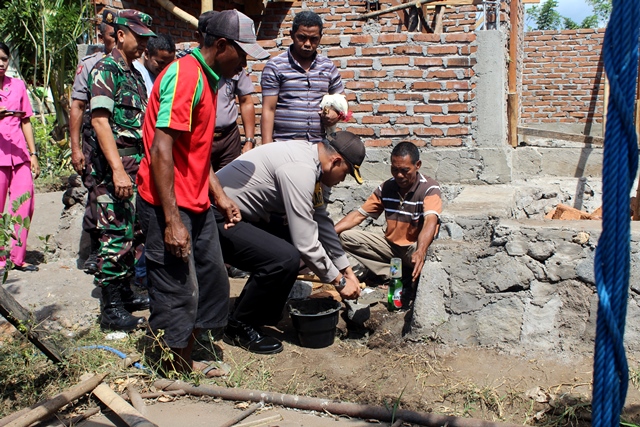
[592,1,640,425]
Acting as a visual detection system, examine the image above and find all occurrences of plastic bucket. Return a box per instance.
[288,298,341,348]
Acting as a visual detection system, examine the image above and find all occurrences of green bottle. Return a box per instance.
[388,258,403,310]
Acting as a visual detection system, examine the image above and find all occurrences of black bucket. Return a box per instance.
[288,298,341,348]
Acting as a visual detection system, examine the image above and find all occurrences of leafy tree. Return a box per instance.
[527,0,562,30]
[0,0,91,134]
[586,0,612,25]
[527,0,610,30]
[563,17,579,30]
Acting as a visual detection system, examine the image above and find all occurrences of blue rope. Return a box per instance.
[593,2,640,425]
[77,345,151,373]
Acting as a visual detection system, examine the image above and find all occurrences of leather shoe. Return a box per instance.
[223,318,283,355]
[14,263,38,272]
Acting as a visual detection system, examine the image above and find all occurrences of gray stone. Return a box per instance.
[476,296,524,345]
[505,239,527,256]
[576,254,595,285]
[520,295,561,351]
[527,241,555,261]
[476,251,534,292]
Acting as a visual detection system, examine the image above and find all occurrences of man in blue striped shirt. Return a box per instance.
[260,11,344,144]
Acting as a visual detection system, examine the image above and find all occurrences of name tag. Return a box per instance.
[313,182,324,208]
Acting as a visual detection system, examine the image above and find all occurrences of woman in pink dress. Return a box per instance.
[0,42,40,272]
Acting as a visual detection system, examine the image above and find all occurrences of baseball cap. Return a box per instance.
[203,9,270,60]
[325,131,366,184]
[109,9,156,37]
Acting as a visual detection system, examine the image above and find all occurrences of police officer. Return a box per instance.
[70,9,117,274]
[88,9,155,332]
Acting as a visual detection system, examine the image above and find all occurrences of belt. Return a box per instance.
[214,123,237,139]
[118,146,142,157]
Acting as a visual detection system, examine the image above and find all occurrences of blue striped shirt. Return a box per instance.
[261,48,344,142]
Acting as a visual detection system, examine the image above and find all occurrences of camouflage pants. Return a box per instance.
[93,183,143,288]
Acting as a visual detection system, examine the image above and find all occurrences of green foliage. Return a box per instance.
[31,114,72,179]
[0,192,32,279]
[527,0,611,30]
[0,0,91,131]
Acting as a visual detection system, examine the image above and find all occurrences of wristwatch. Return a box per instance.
[335,276,347,291]
[29,151,38,157]
[241,137,256,147]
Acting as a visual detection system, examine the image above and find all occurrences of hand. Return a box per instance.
[164,219,191,262]
[71,147,85,174]
[241,141,254,154]
[215,194,241,229]
[0,106,7,118]
[410,251,426,283]
[320,108,340,127]
[112,168,133,200]
[338,274,361,300]
[30,156,40,179]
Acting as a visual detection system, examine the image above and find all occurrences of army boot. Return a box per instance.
[100,284,146,332]
[119,281,150,313]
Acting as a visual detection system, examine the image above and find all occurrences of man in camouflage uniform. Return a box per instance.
[70,9,117,274]
[88,9,155,331]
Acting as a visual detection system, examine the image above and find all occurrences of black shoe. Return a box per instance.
[83,252,98,274]
[14,263,38,272]
[223,318,283,354]
[100,285,146,332]
[119,282,150,312]
[227,266,249,279]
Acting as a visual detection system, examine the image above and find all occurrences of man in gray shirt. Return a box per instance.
[215,131,365,354]
[132,34,176,95]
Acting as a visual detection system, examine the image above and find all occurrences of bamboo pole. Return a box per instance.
[92,383,158,427]
[127,385,147,417]
[360,0,440,20]
[153,0,198,28]
[507,0,520,147]
[3,373,106,427]
[154,379,523,427]
[218,403,262,427]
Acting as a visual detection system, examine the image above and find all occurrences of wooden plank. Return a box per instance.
[92,382,158,427]
[433,5,445,33]
[517,126,604,145]
[0,285,64,364]
[508,93,518,147]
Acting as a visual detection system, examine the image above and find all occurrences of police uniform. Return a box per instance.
[87,9,155,332]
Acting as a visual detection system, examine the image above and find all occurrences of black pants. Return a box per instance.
[214,210,300,327]
[138,197,229,348]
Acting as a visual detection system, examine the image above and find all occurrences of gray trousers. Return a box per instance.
[339,229,416,282]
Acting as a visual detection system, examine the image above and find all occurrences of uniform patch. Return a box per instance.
[313,182,324,208]
[76,64,84,75]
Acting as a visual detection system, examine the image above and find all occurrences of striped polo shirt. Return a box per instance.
[260,48,344,142]
[358,172,442,246]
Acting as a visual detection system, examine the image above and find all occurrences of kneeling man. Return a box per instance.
[335,141,442,295]
[216,131,365,354]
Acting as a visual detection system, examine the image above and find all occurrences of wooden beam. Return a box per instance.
[0,285,64,364]
[507,0,520,147]
[517,126,604,145]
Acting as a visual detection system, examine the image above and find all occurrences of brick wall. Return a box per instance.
[93,0,492,149]
[520,29,605,131]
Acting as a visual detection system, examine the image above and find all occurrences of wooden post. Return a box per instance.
[0,285,64,364]
[507,0,520,147]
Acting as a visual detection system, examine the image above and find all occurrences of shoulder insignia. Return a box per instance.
[76,64,84,75]
[313,182,324,208]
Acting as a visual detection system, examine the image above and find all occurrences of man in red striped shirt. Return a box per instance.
[136,10,269,377]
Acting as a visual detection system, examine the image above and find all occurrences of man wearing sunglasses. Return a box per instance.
[215,131,365,354]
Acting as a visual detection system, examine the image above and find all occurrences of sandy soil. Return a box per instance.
[2,191,640,427]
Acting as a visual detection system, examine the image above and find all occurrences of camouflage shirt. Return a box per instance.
[88,48,147,148]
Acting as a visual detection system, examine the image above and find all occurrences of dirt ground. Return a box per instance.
[2,191,640,426]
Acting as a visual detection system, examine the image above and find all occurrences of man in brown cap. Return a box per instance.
[88,9,155,332]
[136,10,269,377]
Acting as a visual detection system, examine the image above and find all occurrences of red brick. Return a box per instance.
[377,104,407,113]
[414,127,444,136]
[411,34,441,43]
[365,138,393,147]
[362,47,392,56]
[432,137,462,146]
[349,35,374,44]
[346,126,375,136]
[381,56,410,66]
[414,105,443,114]
[378,33,408,43]
[447,126,470,136]
[360,93,388,100]
[429,93,459,102]
[444,33,475,43]
[321,36,341,45]
[447,57,475,67]
[396,116,425,124]
[414,57,443,67]
[379,81,406,89]
[432,115,461,124]
[360,70,387,78]
[447,103,471,113]
[427,45,459,55]
[380,127,410,136]
[393,45,423,55]
[340,70,355,79]
[393,70,423,78]
[445,81,471,90]
[362,116,390,124]
[427,70,458,79]
[350,104,374,112]
[412,81,441,90]
[347,58,373,67]
[346,81,375,89]
[327,47,356,57]
[395,93,425,101]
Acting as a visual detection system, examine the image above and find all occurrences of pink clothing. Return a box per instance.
[0,76,34,167]
[0,164,35,267]
[0,76,35,268]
